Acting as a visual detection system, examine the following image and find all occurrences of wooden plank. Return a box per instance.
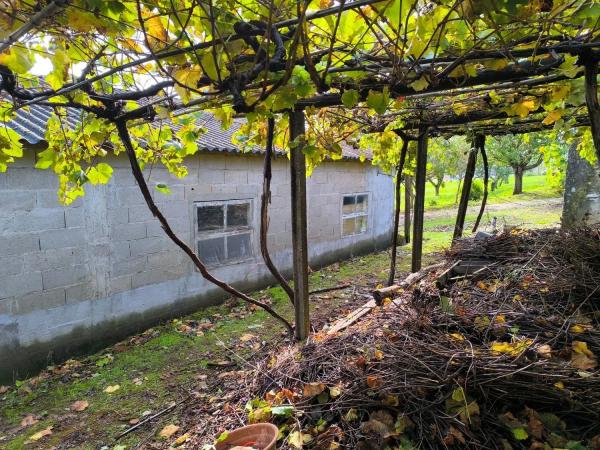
[326,299,377,335]
[404,174,412,244]
[453,137,479,241]
[412,128,428,272]
[289,109,310,341]
[373,262,445,303]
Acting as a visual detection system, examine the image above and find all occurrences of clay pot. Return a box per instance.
[215,423,278,450]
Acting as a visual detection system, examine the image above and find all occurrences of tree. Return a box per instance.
[487,134,546,195]
[426,136,467,196]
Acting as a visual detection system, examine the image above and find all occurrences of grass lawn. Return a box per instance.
[0,194,563,449]
[420,174,559,210]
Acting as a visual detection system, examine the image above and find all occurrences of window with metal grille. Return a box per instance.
[341,193,369,236]
[195,200,253,266]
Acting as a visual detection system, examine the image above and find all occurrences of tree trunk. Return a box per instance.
[513,166,524,195]
[455,176,463,204]
[434,183,440,196]
[404,174,412,244]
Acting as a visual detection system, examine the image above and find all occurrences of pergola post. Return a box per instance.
[404,175,412,244]
[453,136,480,241]
[289,108,310,340]
[411,128,428,272]
[584,56,600,162]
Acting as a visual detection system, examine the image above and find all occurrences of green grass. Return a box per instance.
[420,174,559,210]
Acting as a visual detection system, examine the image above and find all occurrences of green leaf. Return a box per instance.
[35,149,58,169]
[366,88,389,114]
[155,183,172,195]
[216,431,229,442]
[512,427,528,441]
[341,89,360,108]
[87,163,113,185]
[271,405,294,417]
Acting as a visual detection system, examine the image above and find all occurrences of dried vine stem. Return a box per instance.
[260,117,295,304]
[388,137,409,286]
[114,119,293,335]
[472,136,489,233]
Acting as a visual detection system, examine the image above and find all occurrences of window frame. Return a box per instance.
[194,199,254,266]
[341,192,369,237]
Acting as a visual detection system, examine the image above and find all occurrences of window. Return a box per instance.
[342,193,368,236]
[195,200,253,265]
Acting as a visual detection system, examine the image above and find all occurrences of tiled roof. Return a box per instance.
[3,101,368,161]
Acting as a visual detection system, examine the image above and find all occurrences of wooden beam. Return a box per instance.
[584,56,600,162]
[289,109,310,341]
[453,136,480,241]
[404,174,412,244]
[388,138,409,286]
[412,129,428,272]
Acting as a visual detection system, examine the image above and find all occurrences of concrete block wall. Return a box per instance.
[0,151,393,381]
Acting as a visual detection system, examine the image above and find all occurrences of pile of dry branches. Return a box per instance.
[243,228,600,449]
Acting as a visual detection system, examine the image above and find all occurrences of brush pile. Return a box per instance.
[232,228,600,449]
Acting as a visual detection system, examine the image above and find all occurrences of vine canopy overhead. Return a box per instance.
[0,0,599,201]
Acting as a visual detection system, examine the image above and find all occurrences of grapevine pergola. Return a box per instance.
[0,0,599,340]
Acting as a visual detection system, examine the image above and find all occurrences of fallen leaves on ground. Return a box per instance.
[303,382,326,397]
[71,400,89,411]
[29,426,52,441]
[104,384,120,393]
[158,424,180,439]
[20,415,38,427]
[571,340,598,370]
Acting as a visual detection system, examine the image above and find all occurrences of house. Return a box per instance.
[0,105,394,381]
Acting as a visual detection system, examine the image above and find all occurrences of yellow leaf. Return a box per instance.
[449,333,465,341]
[71,400,89,411]
[484,59,508,70]
[570,324,591,333]
[289,430,311,448]
[159,424,180,439]
[409,76,429,92]
[571,340,597,370]
[554,381,564,390]
[240,333,256,342]
[104,384,120,393]
[550,84,570,101]
[145,15,168,51]
[490,339,532,356]
[29,426,53,441]
[344,408,359,422]
[174,433,189,446]
[329,385,342,398]
[542,110,562,125]
[303,382,326,397]
[374,349,384,360]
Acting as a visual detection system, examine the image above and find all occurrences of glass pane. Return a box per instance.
[227,203,250,228]
[198,237,225,265]
[227,233,252,260]
[342,218,355,236]
[197,205,224,231]
[356,215,367,233]
[342,196,356,215]
[356,194,368,212]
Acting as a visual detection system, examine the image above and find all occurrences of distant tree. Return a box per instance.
[487,133,545,195]
[427,136,467,196]
[539,132,569,192]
